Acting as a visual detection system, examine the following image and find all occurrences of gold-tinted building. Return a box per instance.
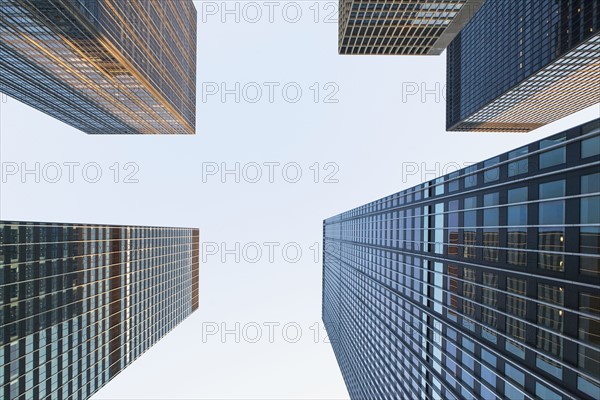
[0,0,196,134]
[338,0,484,55]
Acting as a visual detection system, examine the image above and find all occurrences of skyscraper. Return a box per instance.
[323,119,600,399]
[447,1,600,132]
[338,0,484,55]
[0,221,200,399]
[0,0,197,134]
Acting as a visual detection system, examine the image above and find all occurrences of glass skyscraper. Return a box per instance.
[338,0,484,55]
[0,221,200,399]
[0,0,197,134]
[323,119,600,399]
[447,0,600,132]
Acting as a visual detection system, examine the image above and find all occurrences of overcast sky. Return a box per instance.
[1,1,599,399]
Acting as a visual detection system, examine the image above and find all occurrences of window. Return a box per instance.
[507,187,528,266]
[581,135,600,158]
[505,363,525,386]
[464,165,478,188]
[538,180,565,271]
[447,265,459,322]
[483,157,500,183]
[578,292,600,381]
[536,284,564,378]
[480,382,495,400]
[462,268,476,331]
[508,146,529,177]
[481,348,496,367]
[539,134,566,169]
[506,277,527,359]
[447,200,459,256]
[463,197,477,259]
[504,383,525,400]
[580,173,600,276]
[481,272,498,343]
[535,382,561,400]
[448,171,459,192]
[483,193,499,262]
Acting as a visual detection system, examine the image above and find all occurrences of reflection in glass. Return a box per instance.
[536,284,564,374]
[539,181,565,271]
[539,135,566,169]
[579,292,600,382]
[448,200,459,256]
[463,197,477,259]
[506,277,527,359]
[481,272,498,343]
[508,147,529,177]
[483,193,499,262]
[580,173,600,276]
[483,157,500,183]
[507,187,528,266]
[447,265,459,322]
[462,268,476,331]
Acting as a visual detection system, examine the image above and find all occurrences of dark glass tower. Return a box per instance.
[323,119,600,399]
[0,221,200,399]
[447,1,600,132]
[0,0,197,134]
[338,0,485,55]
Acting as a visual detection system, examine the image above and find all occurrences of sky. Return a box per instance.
[0,1,599,399]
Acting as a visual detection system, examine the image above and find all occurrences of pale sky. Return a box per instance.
[1,2,599,399]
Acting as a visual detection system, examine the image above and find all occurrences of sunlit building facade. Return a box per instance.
[0,221,200,399]
[338,0,484,55]
[447,0,600,132]
[323,119,600,399]
[0,0,197,134]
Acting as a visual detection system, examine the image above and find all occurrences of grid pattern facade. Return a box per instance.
[338,0,484,55]
[0,0,197,134]
[447,0,600,132]
[323,119,600,399]
[0,221,200,400]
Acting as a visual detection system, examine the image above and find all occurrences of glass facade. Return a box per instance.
[447,0,600,132]
[0,0,197,134]
[323,119,600,399]
[0,221,200,399]
[338,0,484,55]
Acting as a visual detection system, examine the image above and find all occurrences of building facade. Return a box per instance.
[0,0,197,134]
[447,0,600,132]
[0,221,200,399]
[323,119,600,399]
[338,0,484,55]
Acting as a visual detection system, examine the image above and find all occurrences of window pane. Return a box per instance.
[482,273,498,337]
[506,278,527,358]
[508,188,528,266]
[539,134,566,169]
[446,265,459,321]
[483,194,499,262]
[540,180,565,200]
[580,173,600,275]
[508,147,529,177]
[537,284,564,376]
[539,181,565,271]
[464,165,478,188]
[535,382,561,400]
[448,171,459,192]
[581,135,600,158]
[463,197,477,259]
[448,200,459,256]
[579,292,600,380]
[462,268,476,331]
[484,157,500,183]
